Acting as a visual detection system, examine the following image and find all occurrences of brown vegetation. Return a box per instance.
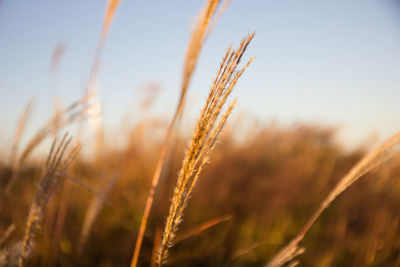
[1,121,400,266]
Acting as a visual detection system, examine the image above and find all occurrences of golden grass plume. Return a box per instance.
[266,132,400,267]
[17,133,80,267]
[157,32,255,266]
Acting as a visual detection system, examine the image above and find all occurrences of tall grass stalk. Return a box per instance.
[81,0,122,145]
[48,2,122,263]
[157,33,255,266]
[266,132,400,267]
[130,1,229,266]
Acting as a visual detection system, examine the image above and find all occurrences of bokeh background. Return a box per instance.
[1,0,400,147]
[0,1,400,266]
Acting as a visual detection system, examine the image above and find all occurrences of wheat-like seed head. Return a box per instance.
[157,32,255,266]
[17,133,80,267]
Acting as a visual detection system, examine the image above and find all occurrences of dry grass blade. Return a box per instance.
[266,132,400,267]
[5,96,90,192]
[102,0,122,40]
[232,242,273,261]
[150,227,162,267]
[138,83,161,110]
[0,225,15,249]
[9,98,34,167]
[178,0,222,115]
[49,43,66,74]
[67,175,98,196]
[91,0,122,96]
[88,0,122,100]
[203,0,232,43]
[156,33,255,266]
[81,0,122,157]
[266,237,305,267]
[17,133,80,267]
[175,215,231,243]
[78,171,121,252]
[130,1,229,266]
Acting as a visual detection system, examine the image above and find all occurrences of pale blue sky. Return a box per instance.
[1,0,400,148]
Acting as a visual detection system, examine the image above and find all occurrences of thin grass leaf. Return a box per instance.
[78,171,121,252]
[9,98,34,167]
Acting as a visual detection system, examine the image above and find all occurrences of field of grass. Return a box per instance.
[1,0,400,266]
